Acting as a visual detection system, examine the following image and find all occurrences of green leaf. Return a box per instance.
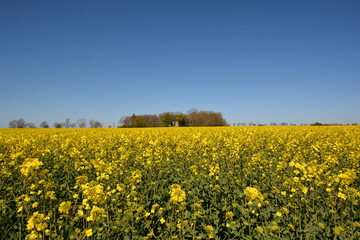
[303,225,322,234]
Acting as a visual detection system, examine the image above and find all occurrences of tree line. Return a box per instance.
[8,118,103,128]
[8,117,356,129]
[8,109,227,128]
[118,109,227,128]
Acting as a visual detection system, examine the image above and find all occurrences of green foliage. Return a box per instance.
[134,116,147,127]
[311,122,323,126]
[176,114,186,126]
[120,109,227,128]
[162,113,172,127]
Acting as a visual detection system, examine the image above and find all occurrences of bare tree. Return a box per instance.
[94,121,103,128]
[64,119,72,128]
[185,109,226,126]
[40,121,49,128]
[16,119,26,128]
[9,119,30,128]
[89,119,103,128]
[89,119,95,128]
[118,116,127,127]
[26,122,36,128]
[8,120,17,128]
[187,109,199,125]
[77,118,87,128]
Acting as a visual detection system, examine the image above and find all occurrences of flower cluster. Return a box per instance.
[170,184,186,204]
[244,187,264,202]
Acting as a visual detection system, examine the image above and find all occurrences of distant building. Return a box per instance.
[170,120,179,127]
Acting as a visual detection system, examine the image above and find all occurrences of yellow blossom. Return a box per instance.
[170,184,186,203]
[204,225,214,239]
[337,192,347,200]
[225,211,234,220]
[85,228,93,237]
[244,187,264,202]
[333,226,344,235]
[58,201,72,214]
[20,158,43,177]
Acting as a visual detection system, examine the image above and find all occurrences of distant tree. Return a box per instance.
[9,119,35,128]
[89,119,96,128]
[8,120,17,128]
[64,119,72,128]
[162,113,172,126]
[119,116,134,127]
[120,114,162,127]
[89,119,103,128]
[40,121,49,128]
[248,122,255,126]
[95,121,103,128]
[176,114,186,126]
[142,114,162,127]
[26,122,36,128]
[70,123,77,128]
[187,109,199,125]
[186,109,226,126]
[119,109,227,128]
[130,114,137,127]
[53,122,63,128]
[270,122,277,126]
[280,123,288,126]
[77,118,87,128]
[16,119,26,128]
[118,116,127,127]
[134,116,147,127]
[311,122,323,126]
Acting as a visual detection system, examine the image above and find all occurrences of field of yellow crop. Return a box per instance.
[1,126,360,239]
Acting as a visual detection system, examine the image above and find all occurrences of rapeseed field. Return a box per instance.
[1,126,359,239]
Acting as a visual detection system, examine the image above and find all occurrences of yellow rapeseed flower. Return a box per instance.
[170,184,186,203]
[204,225,214,239]
[333,226,344,235]
[225,211,234,220]
[85,228,93,237]
[20,158,43,177]
[58,201,72,214]
[244,187,264,202]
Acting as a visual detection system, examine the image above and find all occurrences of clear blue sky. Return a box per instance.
[1,0,360,127]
